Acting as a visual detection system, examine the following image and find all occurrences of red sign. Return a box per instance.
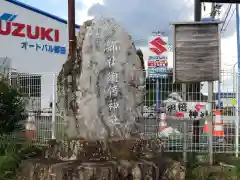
[176,112,184,117]
[148,60,168,67]
[195,104,206,112]
[149,37,167,55]
[0,20,59,42]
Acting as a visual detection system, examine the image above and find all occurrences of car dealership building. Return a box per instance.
[0,0,80,110]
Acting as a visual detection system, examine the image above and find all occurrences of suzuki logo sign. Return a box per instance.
[0,13,60,42]
[149,37,167,55]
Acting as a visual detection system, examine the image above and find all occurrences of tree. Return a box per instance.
[0,78,28,135]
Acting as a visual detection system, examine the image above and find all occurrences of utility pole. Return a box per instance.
[207,2,218,166]
[191,0,202,152]
[194,0,202,21]
[235,3,240,158]
[68,0,76,58]
[67,0,77,123]
[182,0,202,166]
[212,2,222,111]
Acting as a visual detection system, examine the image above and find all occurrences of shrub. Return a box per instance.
[0,79,28,135]
[0,78,42,179]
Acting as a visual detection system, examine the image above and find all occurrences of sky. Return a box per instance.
[18,0,238,93]
[18,0,237,61]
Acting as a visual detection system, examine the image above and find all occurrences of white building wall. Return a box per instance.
[0,1,79,108]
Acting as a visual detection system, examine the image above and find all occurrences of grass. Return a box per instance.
[165,152,240,180]
[0,135,43,180]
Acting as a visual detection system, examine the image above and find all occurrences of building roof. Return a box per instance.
[6,0,80,29]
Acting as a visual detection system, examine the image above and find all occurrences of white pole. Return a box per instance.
[236,70,239,158]
[235,3,240,158]
[232,62,238,158]
[51,74,56,139]
[233,66,235,93]
[233,64,237,157]
[233,62,238,93]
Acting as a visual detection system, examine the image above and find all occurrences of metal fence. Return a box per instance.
[8,70,240,162]
[8,72,59,145]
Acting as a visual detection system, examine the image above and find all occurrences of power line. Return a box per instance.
[222,7,236,36]
[221,4,232,32]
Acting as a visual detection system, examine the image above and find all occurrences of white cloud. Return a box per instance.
[76,0,103,8]
[75,0,103,24]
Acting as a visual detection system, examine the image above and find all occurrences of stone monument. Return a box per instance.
[18,18,185,180]
[65,18,145,140]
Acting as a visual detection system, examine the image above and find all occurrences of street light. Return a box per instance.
[233,62,238,93]
[223,63,238,92]
[230,62,238,122]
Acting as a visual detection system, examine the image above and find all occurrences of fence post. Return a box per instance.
[51,74,56,139]
[208,82,213,165]
[182,84,187,164]
[183,121,188,166]
[235,72,239,158]
[156,78,160,112]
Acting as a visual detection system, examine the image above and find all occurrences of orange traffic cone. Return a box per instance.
[203,120,208,134]
[213,110,224,136]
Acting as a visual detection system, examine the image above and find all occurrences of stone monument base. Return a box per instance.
[18,138,185,180]
[18,158,185,180]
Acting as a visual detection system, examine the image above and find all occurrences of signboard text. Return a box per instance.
[0,21,59,42]
[148,56,168,60]
[21,41,66,55]
[148,60,168,67]
[165,102,208,119]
